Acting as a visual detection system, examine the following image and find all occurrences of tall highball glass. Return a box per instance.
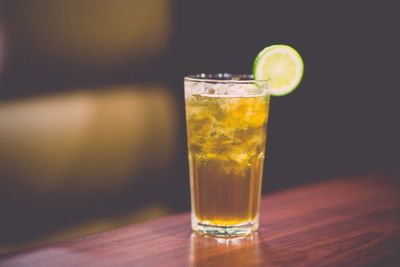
[185,74,270,237]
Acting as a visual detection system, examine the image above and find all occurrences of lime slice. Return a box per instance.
[253,44,304,96]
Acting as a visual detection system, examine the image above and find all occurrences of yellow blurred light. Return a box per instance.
[5,0,171,66]
[0,86,178,196]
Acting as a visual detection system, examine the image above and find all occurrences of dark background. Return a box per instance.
[0,0,399,250]
[172,0,400,190]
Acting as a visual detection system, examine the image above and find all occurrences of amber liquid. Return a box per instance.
[186,94,269,227]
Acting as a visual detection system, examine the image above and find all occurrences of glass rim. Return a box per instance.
[184,73,269,84]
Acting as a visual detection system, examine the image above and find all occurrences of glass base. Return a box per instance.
[192,217,258,237]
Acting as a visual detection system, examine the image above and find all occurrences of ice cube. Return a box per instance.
[185,81,206,97]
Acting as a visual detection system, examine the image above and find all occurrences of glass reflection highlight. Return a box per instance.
[190,233,262,267]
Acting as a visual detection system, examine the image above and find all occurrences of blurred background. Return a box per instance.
[0,0,399,253]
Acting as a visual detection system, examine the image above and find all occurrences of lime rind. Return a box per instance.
[253,44,304,96]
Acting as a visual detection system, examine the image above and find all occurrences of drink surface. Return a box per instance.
[186,93,269,226]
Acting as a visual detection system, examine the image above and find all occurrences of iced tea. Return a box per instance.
[185,74,269,236]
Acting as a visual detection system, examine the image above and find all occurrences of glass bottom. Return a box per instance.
[192,216,259,237]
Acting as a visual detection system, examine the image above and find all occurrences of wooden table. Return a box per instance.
[1,173,399,267]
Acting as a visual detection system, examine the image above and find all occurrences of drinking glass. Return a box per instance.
[185,73,270,236]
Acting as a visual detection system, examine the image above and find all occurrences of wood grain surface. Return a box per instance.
[1,173,399,267]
